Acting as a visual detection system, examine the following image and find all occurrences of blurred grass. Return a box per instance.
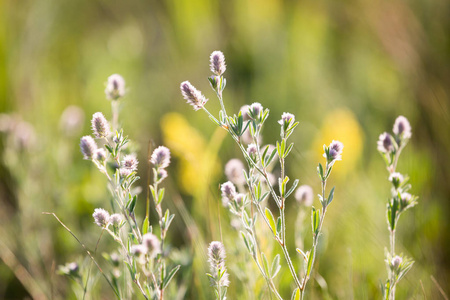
[1,0,449,298]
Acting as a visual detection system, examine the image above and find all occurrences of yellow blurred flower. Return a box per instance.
[312,109,364,178]
[161,112,225,196]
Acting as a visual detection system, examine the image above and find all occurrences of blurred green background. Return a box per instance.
[1,0,449,299]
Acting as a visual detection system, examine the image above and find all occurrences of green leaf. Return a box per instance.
[276,217,282,236]
[291,288,301,300]
[311,207,320,235]
[262,253,270,276]
[240,231,251,253]
[150,185,157,202]
[327,187,335,206]
[296,248,308,261]
[306,250,314,278]
[265,208,276,234]
[271,254,281,278]
[163,265,180,289]
[284,143,294,158]
[285,179,299,198]
[317,163,324,180]
[157,188,165,204]
[142,217,149,235]
[127,195,137,213]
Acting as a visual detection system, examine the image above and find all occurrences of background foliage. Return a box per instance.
[1,0,449,299]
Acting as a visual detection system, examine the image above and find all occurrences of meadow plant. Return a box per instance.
[181,51,344,299]
[377,116,417,300]
[206,241,230,300]
[59,75,180,299]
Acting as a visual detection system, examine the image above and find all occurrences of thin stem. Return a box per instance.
[111,100,120,133]
[390,229,396,300]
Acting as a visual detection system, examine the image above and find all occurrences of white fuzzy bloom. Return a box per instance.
[393,116,412,139]
[295,185,314,206]
[210,51,226,76]
[122,154,139,171]
[324,140,344,162]
[142,233,161,257]
[278,112,295,126]
[391,255,403,268]
[93,208,110,227]
[180,81,208,111]
[207,241,230,287]
[105,74,126,100]
[225,159,246,185]
[80,136,98,159]
[91,112,110,138]
[377,132,394,153]
[150,146,171,169]
[110,214,123,227]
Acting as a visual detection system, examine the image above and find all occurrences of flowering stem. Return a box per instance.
[390,229,396,300]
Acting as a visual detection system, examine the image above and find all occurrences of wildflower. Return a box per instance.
[122,154,138,171]
[393,116,412,139]
[131,244,148,256]
[180,81,208,111]
[80,136,98,159]
[93,208,110,227]
[119,168,132,178]
[391,255,403,269]
[400,192,412,208]
[377,132,394,153]
[225,159,246,185]
[249,102,263,120]
[221,181,237,203]
[91,112,110,138]
[155,168,168,183]
[210,51,226,76]
[247,143,258,161]
[105,74,126,100]
[60,105,84,136]
[142,233,161,257]
[207,241,230,287]
[324,140,344,163]
[94,148,107,162]
[389,172,404,189]
[110,214,123,227]
[240,105,251,121]
[150,146,171,169]
[295,185,314,207]
[278,112,295,126]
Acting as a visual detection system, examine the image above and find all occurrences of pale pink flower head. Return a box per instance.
[377,132,394,153]
[150,146,171,169]
[210,51,226,76]
[393,116,412,139]
[180,81,208,111]
[122,154,139,171]
[80,136,98,159]
[91,112,110,138]
[93,208,110,227]
[224,159,246,185]
[295,185,314,207]
[105,74,126,100]
[324,140,344,162]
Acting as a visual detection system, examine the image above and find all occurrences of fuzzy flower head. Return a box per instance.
[119,168,132,178]
[91,112,110,138]
[377,132,395,153]
[247,143,258,161]
[60,105,84,136]
[110,214,123,227]
[142,233,161,257]
[400,192,412,208]
[131,244,147,257]
[180,81,208,111]
[391,255,403,269]
[393,116,412,139]
[225,159,246,185]
[80,136,98,160]
[122,154,138,171]
[240,105,251,121]
[150,146,171,169]
[324,140,344,163]
[248,102,263,120]
[389,172,404,189]
[278,112,295,126]
[155,168,168,183]
[105,74,126,100]
[295,185,314,207]
[207,241,230,287]
[221,181,237,204]
[210,51,226,76]
[94,148,107,162]
[93,208,110,227]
